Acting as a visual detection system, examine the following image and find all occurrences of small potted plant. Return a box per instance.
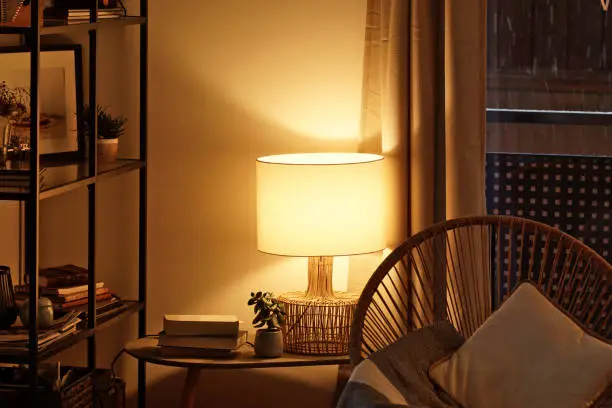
[0,82,31,163]
[248,291,285,358]
[82,105,126,164]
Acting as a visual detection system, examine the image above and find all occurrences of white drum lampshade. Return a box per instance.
[255,152,385,355]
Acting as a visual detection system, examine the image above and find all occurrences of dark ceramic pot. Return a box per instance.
[0,265,18,329]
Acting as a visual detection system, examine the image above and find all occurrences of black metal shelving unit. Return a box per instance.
[0,0,148,405]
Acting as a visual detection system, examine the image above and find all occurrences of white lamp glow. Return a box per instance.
[256,152,385,256]
[255,152,385,355]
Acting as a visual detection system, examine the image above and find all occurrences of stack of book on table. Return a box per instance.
[15,264,123,319]
[0,311,82,355]
[158,315,247,357]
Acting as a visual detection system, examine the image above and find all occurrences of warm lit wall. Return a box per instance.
[0,2,373,406]
[144,1,368,407]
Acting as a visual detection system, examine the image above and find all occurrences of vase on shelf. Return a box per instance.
[97,138,118,164]
[0,266,18,330]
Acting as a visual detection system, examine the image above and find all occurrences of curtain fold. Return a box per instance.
[361,0,486,238]
[361,0,489,333]
[360,0,409,248]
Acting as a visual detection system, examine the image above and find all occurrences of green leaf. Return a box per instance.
[252,312,262,324]
[254,322,264,328]
[247,298,256,305]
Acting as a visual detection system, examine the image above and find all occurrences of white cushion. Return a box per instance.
[350,359,407,405]
[429,282,612,408]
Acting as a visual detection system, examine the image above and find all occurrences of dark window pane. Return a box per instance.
[487,0,612,112]
[487,123,612,155]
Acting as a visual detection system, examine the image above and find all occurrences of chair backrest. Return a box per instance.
[350,215,612,365]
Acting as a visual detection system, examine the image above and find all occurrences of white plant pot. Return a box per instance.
[254,329,283,358]
[97,138,119,164]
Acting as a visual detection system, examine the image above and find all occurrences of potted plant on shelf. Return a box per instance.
[248,291,285,358]
[82,105,126,164]
[0,81,31,164]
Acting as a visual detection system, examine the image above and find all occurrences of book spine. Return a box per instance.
[42,281,104,295]
[49,287,108,303]
[158,331,247,349]
[163,320,239,337]
[56,293,112,310]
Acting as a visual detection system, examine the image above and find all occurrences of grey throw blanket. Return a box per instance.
[337,321,464,408]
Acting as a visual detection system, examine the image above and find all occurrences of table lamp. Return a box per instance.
[256,152,385,355]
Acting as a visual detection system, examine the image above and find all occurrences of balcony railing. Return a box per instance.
[486,152,611,264]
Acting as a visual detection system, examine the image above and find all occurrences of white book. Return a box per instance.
[158,330,247,350]
[163,314,239,336]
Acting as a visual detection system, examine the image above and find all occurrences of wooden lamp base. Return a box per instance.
[278,256,359,356]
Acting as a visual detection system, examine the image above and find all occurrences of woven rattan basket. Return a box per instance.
[279,292,356,355]
[0,367,93,408]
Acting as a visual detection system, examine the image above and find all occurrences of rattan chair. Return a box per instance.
[350,215,612,364]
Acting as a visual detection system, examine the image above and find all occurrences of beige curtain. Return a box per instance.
[361,0,488,332]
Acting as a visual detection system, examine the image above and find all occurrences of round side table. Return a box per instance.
[125,337,351,408]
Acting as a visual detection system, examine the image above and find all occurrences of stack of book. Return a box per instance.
[44,7,125,25]
[66,8,125,23]
[0,168,47,190]
[15,264,123,318]
[158,315,247,357]
[0,311,82,355]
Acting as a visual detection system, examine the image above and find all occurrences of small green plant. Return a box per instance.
[248,291,285,332]
[81,105,127,139]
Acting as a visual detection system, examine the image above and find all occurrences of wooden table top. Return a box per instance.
[125,337,351,369]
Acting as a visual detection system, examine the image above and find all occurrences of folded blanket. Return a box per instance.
[337,321,464,408]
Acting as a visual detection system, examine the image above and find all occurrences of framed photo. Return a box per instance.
[0,44,84,161]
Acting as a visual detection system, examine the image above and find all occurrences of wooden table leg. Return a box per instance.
[331,364,352,407]
[180,368,201,408]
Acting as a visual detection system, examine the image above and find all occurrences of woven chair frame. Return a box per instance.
[350,215,612,365]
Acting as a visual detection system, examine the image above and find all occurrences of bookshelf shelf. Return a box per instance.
[0,159,146,201]
[0,301,144,364]
[0,16,146,35]
[0,0,148,404]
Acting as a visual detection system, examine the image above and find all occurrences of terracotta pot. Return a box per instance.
[254,329,283,358]
[97,138,118,164]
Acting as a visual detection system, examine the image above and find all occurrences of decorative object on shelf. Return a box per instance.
[50,0,120,9]
[248,291,285,358]
[0,0,26,23]
[19,296,54,328]
[0,265,18,329]
[81,105,126,164]
[0,81,31,167]
[256,153,385,356]
[0,0,46,27]
[44,0,126,24]
[0,44,84,160]
[0,365,94,407]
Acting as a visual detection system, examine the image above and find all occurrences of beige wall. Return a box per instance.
[144,1,370,407]
[1,2,379,406]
